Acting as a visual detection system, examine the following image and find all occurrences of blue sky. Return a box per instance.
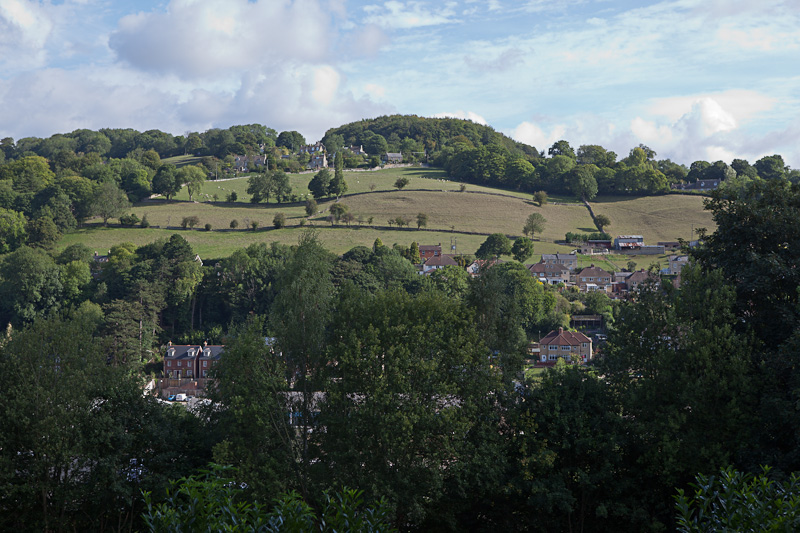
[1,0,799,168]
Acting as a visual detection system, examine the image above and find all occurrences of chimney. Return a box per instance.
[204,341,208,347]
[168,340,172,346]
[558,327,564,334]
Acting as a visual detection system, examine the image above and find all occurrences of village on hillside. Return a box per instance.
[158,234,691,401]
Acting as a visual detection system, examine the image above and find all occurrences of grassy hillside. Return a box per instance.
[61,167,714,260]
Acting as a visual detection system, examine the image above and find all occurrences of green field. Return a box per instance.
[61,167,715,260]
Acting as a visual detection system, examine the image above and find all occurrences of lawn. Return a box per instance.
[591,194,714,243]
[62,167,715,260]
[59,224,494,259]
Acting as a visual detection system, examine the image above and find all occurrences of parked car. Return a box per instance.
[595,334,607,341]
[167,394,176,401]
[175,393,188,402]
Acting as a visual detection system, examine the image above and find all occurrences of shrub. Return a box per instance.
[230,219,239,229]
[251,220,259,231]
[140,214,150,228]
[226,191,238,202]
[273,213,286,229]
[204,223,212,231]
[119,213,140,227]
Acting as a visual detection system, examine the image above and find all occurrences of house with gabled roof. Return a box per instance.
[577,265,612,292]
[626,269,660,292]
[422,254,458,274]
[164,342,224,379]
[668,254,690,276]
[383,152,403,164]
[159,342,225,399]
[537,327,593,365]
[298,141,325,155]
[419,244,442,261]
[307,152,328,170]
[466,258,504,277]
[232,154,267,172]
[528,262,570,285]
[541,253,578,271]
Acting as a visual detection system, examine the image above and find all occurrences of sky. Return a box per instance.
[1,0,799,168]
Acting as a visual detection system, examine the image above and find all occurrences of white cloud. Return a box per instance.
[109,0,332,78]
[312,65,340,106]
[511,121,565,151]
[362,1,458,29]
[0,0,53,69]
[630,117,673,145]
[648,90,776,124]
[365,83,386,98]
[434,110,487,125]
[345,23,390,57]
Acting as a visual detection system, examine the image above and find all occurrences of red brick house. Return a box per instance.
[163,343,224,379]
[419,244,442,261]
[537,328,593,365]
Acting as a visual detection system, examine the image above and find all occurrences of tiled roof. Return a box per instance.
[539,328,591,346]
[528,263,569,274]
[579,266,612,278]
[424,255,458,267]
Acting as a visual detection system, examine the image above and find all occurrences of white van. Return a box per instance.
[175,393,188,402]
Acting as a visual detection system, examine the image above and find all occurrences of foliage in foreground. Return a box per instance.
[675,467,800,532]
[142,464,396,533]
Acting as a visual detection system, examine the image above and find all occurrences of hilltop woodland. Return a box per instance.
[2,176,800,530]
[2,118,800,530]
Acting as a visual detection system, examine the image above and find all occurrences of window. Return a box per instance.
[549,354,558,360]
[203,370,207,377]
[549,345,558,350]
[561,345,571,351]
[167,360,171,367]
[203,361,207,367]
[582,343,588,348]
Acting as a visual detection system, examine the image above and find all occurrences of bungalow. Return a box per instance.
[538,327,593,364]
[528,262,570,285]
[540,252,578,271]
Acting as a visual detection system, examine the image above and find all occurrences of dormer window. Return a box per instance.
[167,348,175,357]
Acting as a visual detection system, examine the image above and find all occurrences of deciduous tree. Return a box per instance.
[523,212,546,239]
